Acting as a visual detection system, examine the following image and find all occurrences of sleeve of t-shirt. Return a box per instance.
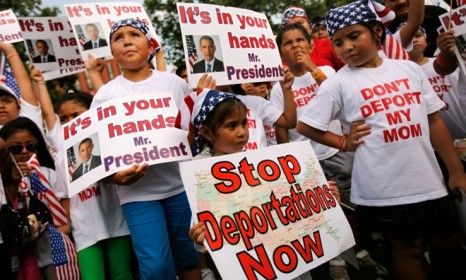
[47,168,68,199]
[269,84,284,110]
[299,82,342,131]
[19,98,44,133]
[242,96,282,125]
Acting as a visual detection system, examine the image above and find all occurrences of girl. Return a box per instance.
[91,18,199,280]
[296,1,466,279]
[0,117,78,279]
[54,92,133,280]
[0,43,42,130]
[184,89,340,279]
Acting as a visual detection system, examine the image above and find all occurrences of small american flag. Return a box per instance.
[0,54,21,98]
[186,35,198,72]
[48,225,80,279]
[67,148,77,176]
[27,155,68,227]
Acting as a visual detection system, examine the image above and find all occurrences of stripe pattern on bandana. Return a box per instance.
[109,18,160,60]
[281,7,308,27]
[326,0,377,37]
[192,90,238,155]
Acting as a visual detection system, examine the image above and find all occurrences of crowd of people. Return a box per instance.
[0,0,465,279]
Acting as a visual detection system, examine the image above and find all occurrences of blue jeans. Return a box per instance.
[122,192,199,280]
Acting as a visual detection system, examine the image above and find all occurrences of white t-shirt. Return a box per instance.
[91,70,191,204]
[420,58,466,139]
[300,59,448,206]
[236,95,282,150]
[270,67,341,160]
[46,119,129,251]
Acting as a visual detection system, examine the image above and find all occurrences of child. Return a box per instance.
[296,1,466,279]
[91,18,199,280]
[0,117,78,279]
[0,43,42,130]
[48,92,133,280]
[183,89,340,279]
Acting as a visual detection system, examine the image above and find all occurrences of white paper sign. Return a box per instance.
[0,9,23,44]
[180,141,355,280]
[63,93,192,197]
[177,3,284,88]
[65,2,156,60]
[18,17,86,80]
[439,6,466,79]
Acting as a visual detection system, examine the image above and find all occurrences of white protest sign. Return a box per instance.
[64,2,156,60]
[177,3,283,88]
[63,93,192,197]
[439,6,466,79]
[18,17,86,80]
[0,9,23,43]
[180,141,355,280]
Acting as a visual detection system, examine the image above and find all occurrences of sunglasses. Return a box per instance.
[8,143,38,155]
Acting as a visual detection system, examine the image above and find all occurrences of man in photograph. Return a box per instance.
[32,40,56,63]
[72,138,102,181]
[192,35,224,73]
[83,23,108,50]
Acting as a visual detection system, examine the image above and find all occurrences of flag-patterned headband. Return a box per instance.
[326,0,378,37]
[281,7,308,27]
[109,18,160,58]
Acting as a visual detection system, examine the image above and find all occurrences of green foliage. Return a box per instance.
[0,0,42,16]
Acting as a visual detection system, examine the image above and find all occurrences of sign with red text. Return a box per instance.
[177,3,283,88]
[18,17,86,80]
[64,2,156,60]
[0,9,22,43]
[63,93,192,197]
[180,142,355,280]
[439,6,466,79]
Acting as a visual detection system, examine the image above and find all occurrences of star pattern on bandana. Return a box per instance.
[326,0,377,37]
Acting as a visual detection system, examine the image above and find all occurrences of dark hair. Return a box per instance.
[199,35,215,46]
[202,98,247,135]
[85,23,98,30]
[79,137,93,149]
[359,21,386,47]
[276,23,312,51]
[175,64,187,77]
[0,117,55,170]
[35,39,48,47]
[57,91,93,112]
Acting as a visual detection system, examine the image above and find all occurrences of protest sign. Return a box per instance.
[0,9,22,44]
[177,3,283,88]
[63,93,192,197]
[439,5,466,79]
[18,17,86,80]
[180,141,355,280]
[64,2,156,60]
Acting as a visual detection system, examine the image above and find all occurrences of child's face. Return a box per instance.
[6,130,38,163]
[312,25,328,39]
[0,92,20,126]
[59,100,87,125]
[280,29,312,67]
[208,106,249,156]
[410,30,427,54]
[110,26,153,71]
[332,24,379,68]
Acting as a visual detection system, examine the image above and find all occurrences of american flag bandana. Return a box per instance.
[326,0,378,37]
[281,7,308,27]
[176,89,238,156]
[109,18,160,60]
